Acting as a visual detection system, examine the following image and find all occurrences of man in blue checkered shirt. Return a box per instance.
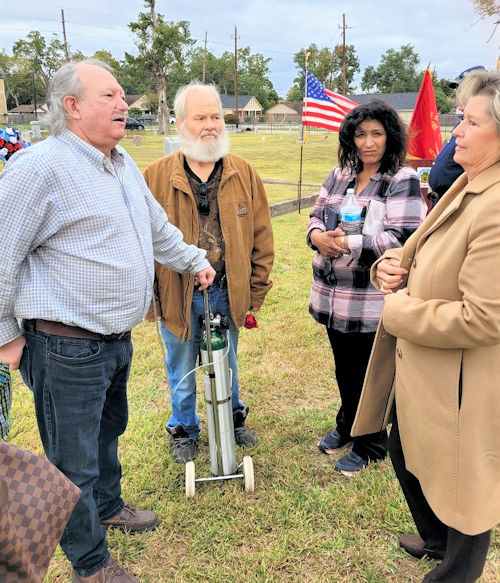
[0,59,215,583]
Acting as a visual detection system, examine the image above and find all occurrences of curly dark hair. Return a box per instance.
[338,99,407,174]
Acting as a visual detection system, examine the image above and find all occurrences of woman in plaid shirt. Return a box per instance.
[307,100,427,476]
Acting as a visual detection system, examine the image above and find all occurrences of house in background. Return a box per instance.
[265,92,457,131]
[348,92,419,125]
[267,94,419,125]
[7,103,48,125]
[220,95,263,120]
[125,95,151,114]
[266,101,302,123]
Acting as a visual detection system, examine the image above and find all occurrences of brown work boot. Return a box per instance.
[71,557,138,582]
[100,503,160,533]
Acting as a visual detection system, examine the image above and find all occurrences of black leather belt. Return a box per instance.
[26,319,130,341]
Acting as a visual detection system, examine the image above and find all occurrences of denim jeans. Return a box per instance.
[19,321,132,577]
[161,286,244,439]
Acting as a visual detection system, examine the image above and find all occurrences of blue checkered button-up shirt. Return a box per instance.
[0,130,209,344]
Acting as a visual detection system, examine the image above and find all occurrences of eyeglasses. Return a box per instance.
[197,182,210,215]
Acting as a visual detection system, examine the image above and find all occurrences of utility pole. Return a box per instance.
[202,31,207,83]
[233,25,239,130]
[61,9,70,60]
[341,13,346,95]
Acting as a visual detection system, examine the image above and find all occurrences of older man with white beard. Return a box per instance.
[144,83,274,463]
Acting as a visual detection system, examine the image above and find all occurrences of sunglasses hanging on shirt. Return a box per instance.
[197,182,210,215]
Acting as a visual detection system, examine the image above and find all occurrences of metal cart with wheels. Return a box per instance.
[184,289,254,497]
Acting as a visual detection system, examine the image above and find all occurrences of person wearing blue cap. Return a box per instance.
[428,66,485,208]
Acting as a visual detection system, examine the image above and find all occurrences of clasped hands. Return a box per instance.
[376,257,409,296]
[310,227,347,259]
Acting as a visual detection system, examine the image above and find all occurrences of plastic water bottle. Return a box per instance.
[340,188,362,234]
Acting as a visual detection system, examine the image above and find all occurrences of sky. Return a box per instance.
[2,0,499,98]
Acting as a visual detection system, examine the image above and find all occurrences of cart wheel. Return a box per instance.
[185,461,196,498]
[242,455,254,493]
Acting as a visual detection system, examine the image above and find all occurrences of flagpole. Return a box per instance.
[298,51,310,214]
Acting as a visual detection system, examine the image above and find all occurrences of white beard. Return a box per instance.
[178,125,230,163]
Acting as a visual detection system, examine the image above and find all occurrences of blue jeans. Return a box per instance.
[161,287,244,439]
[19,321,132,577]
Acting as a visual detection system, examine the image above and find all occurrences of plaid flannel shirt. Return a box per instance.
[308,165,427,333]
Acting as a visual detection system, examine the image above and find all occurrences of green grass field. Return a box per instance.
[6,133,499,582]
[119,130,337,204]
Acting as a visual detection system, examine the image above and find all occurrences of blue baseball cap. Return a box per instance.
[449,65,485,88]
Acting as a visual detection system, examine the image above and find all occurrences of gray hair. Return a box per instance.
[173,82,223,121]
[42,58,114,135]
[456,69,500,131]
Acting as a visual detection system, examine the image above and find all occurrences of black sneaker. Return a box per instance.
[167,425,198,464]
[334,451,369,476]
[318,429,353,454]
[233,407,258,447]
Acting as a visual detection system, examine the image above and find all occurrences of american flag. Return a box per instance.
[302,72,358,132]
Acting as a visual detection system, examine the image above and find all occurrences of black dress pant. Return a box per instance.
[389,412,491,583]
[327,329,387,462]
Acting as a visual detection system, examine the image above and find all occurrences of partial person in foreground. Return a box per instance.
[368,69,500,582]
[307,100,427,476]
[0,59,214,583]
[144,83,274,464]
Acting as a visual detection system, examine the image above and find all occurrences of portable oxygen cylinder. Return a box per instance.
[200,292,238,477]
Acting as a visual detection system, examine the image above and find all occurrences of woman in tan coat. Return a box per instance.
[368,69,500,581]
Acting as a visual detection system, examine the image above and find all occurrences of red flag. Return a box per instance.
[302,72,358,132]
[408,69,443,160]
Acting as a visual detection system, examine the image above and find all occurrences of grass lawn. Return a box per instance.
[6,133,499,582]
[120,130,337,204]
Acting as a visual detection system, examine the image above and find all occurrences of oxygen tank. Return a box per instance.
[201,324,237,476]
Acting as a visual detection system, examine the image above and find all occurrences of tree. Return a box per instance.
[12,31,66,96]
[470,0,500,38]
[432,73,455,114]
[293,44,335,86]
[361,44,421,93]
[0,52,34,109]
[129,0,194,134]
[187,47,220,85]
[117,52,156,96]
[285,85,302,102]
[236,47,278,110]
[289,43,359,101]
[186,45,278,110]
[91,51,121,73]
[143,92,159,114]
[328,44,360,93]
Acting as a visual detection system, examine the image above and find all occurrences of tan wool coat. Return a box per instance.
[356,162,500,535]
[143,151,274,340]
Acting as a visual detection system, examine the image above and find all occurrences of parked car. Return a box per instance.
[136,114,156,124]
[125,117,145,130]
